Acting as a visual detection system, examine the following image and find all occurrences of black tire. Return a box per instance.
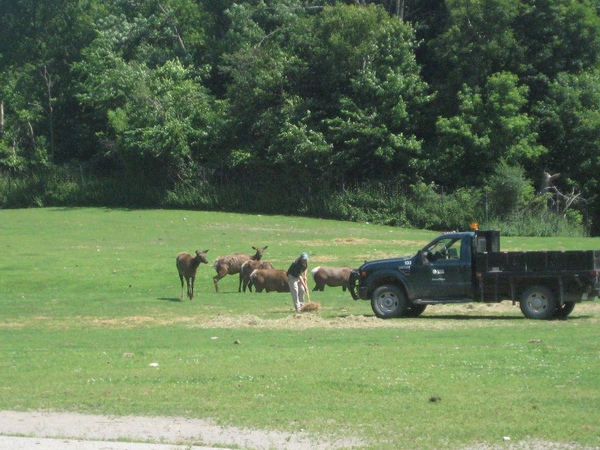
[371,285,407,319]
[404,303,427,318]
[519,285,557,320]
[554,302,576,319]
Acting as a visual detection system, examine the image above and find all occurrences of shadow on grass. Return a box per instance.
[417,314,591,321]
[332,312,525,320]
[333,313,590,321]
[418,314,523,320]
[157,291,246,302]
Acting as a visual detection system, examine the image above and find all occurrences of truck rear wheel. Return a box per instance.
[404,303,427,317]
[520,285,557,320]
[554,302,575,319]
[371,285,407,319]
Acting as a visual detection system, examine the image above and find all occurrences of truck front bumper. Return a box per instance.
[349,270,366,300]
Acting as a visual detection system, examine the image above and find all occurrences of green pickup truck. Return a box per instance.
[349,230,599,320]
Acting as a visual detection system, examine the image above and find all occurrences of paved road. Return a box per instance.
[0,436,220,450]
[0,410,355,450]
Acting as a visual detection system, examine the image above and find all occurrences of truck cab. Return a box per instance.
[410,232,473,299]
[350,231,479,318]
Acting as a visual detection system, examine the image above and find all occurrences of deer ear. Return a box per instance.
[203,249,209,253]
[263,246,268,250]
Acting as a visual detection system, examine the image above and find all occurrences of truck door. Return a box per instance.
[410,236,471,299]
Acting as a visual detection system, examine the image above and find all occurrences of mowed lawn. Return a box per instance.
[1,208,599,449]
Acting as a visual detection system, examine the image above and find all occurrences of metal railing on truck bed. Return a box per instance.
[475,250,600,274]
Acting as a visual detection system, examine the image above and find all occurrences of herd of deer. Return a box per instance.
[175,245,352,301]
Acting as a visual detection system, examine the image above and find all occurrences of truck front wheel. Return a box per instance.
[371,285,407,319]
[520,285,557,320]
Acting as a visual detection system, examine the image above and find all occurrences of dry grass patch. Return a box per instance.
[92,316,157,327]
[3,303,598,331]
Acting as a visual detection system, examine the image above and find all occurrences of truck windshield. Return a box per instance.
[423,237,461,262]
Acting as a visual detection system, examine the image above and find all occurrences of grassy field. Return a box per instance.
[1,208,599,449]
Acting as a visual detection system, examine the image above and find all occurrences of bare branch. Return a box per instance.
[537,171,588,216]
[43,65,55,158]
[158,3,187,55]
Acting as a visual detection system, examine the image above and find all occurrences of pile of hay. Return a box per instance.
[301,301,321,312]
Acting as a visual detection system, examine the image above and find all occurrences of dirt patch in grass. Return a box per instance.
[186,302,600,330]
[92,316,158,327]
[3,303,598,331]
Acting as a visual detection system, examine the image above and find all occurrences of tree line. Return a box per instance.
[1,0,600,235]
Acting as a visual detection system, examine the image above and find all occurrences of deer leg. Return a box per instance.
[243,277,253,292]
[190,276,195,300]
[213,267,228,293]
[179,273,184,300]
[238,272,243,292]
[185,277,191,300]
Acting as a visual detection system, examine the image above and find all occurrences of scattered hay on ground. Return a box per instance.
[7,302,596,331]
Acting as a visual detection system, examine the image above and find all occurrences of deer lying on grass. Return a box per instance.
[212,246,268,293]
[241,259,276,292]
[176,249,209,300]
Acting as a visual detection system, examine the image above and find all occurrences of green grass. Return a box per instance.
[1,208,600,449]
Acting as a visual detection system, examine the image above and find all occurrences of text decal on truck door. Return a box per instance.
[432,268,445,281]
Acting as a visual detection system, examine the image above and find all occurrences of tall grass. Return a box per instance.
[1,208,599,449]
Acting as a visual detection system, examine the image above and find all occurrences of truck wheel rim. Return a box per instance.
[527,293,548,312]
[377,293,397,310]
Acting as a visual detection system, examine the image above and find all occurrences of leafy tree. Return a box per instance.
[0,0,94,167]
[221,3,430,188]
[425,0,524,115]
[431,72,545,188]
[217,1,307,180]
[310,5,431,184]
[0,66,49,173]
[536,70,600,188]
[423,0,600,112]
[515,0,600,101]
[73,3,218,184]
[105,60,219,183]
[535,69,600,232]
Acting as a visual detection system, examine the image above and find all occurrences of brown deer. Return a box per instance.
[212,246,268,293]
[250,269,290,293]
[176,249,209,300]
[241,259,276,292]
[311,266,353,291]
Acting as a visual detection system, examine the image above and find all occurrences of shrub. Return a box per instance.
[485,163,535,220]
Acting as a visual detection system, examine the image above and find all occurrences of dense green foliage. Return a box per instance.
[1,0,600,234]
